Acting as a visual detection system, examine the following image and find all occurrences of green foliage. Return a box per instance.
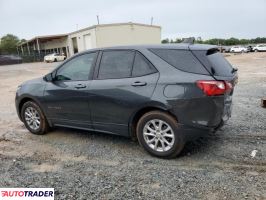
[0,34,20,54]
[161,38,169,44]
[161,37,266,45]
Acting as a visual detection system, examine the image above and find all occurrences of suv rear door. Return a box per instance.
[192,48,238,121]
[88,49,159,136]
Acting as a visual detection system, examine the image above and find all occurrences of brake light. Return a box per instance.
[196,80,232,96]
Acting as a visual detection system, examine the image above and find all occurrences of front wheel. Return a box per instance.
[21,101,49,135]
[136,111,185,158]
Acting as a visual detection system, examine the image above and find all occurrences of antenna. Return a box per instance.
[151,17,153,25]
[97,15,100,25]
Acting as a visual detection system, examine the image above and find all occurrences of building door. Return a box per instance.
[72,37,78,54]
[83,34,92,50]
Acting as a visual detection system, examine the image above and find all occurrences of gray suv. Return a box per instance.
[15,44,237,158]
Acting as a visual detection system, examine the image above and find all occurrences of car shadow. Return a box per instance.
[179,134,218,158]
[48,127,219,158]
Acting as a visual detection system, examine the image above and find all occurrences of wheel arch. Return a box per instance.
[18,96,51,126]
[129,104,178,139]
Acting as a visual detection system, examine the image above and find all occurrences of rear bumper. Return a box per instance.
[179,120,224,141]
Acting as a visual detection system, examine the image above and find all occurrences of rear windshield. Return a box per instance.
[207,51,233,77]
[149,49,209,75]
[193,49,234,77]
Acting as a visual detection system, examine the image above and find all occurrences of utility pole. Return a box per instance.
[97,15,100,25]
[151,17,153,25]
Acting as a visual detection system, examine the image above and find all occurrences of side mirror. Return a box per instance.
[43,73,54,82]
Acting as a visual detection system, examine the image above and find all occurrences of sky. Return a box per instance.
[0,0,265,40]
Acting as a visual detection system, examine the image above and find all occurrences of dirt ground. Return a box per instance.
[0,53,265,200]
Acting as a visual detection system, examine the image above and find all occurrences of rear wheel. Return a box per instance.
[136,111,185,158]
[21,101,49,135]
[54,58,57,62]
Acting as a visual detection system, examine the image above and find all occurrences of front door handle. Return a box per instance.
[74,84,86,89]
[131,81,147,87]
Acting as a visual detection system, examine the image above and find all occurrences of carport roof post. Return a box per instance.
[27,42,30,55]
[36,38,40,54]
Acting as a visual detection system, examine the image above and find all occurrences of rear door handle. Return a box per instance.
[74,84,86,89]
[131,81,147,87]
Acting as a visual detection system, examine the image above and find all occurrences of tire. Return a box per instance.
[21,101,49,135]
[136,111,185,158]
[54,58,57,62]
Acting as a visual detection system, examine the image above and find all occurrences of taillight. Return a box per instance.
[196,80,232,96]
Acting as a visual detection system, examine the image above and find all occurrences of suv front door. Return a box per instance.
[44,52,98,129]
[89,50,159,136]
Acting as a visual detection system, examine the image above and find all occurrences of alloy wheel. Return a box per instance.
[24,106,41,131]
[143,119,175,152]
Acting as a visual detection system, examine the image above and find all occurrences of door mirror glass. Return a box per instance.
[43,73,54,82]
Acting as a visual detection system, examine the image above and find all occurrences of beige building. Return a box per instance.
[18,22,161,58]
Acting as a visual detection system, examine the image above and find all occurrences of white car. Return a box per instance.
[44,53,66,62]
[252,44,266,52]
[230,46,248,53]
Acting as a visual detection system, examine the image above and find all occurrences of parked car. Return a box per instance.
[0,55,22,65]
[15,44,238,158]
[220,46,231,53]
[252,44,266,52]
[230,46,248,53]
[44,53,66,62]
[245,45,253,52]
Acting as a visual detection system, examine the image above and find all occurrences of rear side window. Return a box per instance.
[149,49,209,75]
[98,50,135,79]
[132,52,157,77]
[193,49,234,77]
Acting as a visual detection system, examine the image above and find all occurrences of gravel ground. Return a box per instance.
[0,53,265,200]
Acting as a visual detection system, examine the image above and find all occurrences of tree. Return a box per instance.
[161,38,170,44]
[162,37,266,45]
[0,34,20,54]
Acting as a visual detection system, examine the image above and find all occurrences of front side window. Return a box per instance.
[98,50,135,79]
[55,52,97,81]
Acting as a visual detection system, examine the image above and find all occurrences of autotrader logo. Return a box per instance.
[0,188,54,200]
